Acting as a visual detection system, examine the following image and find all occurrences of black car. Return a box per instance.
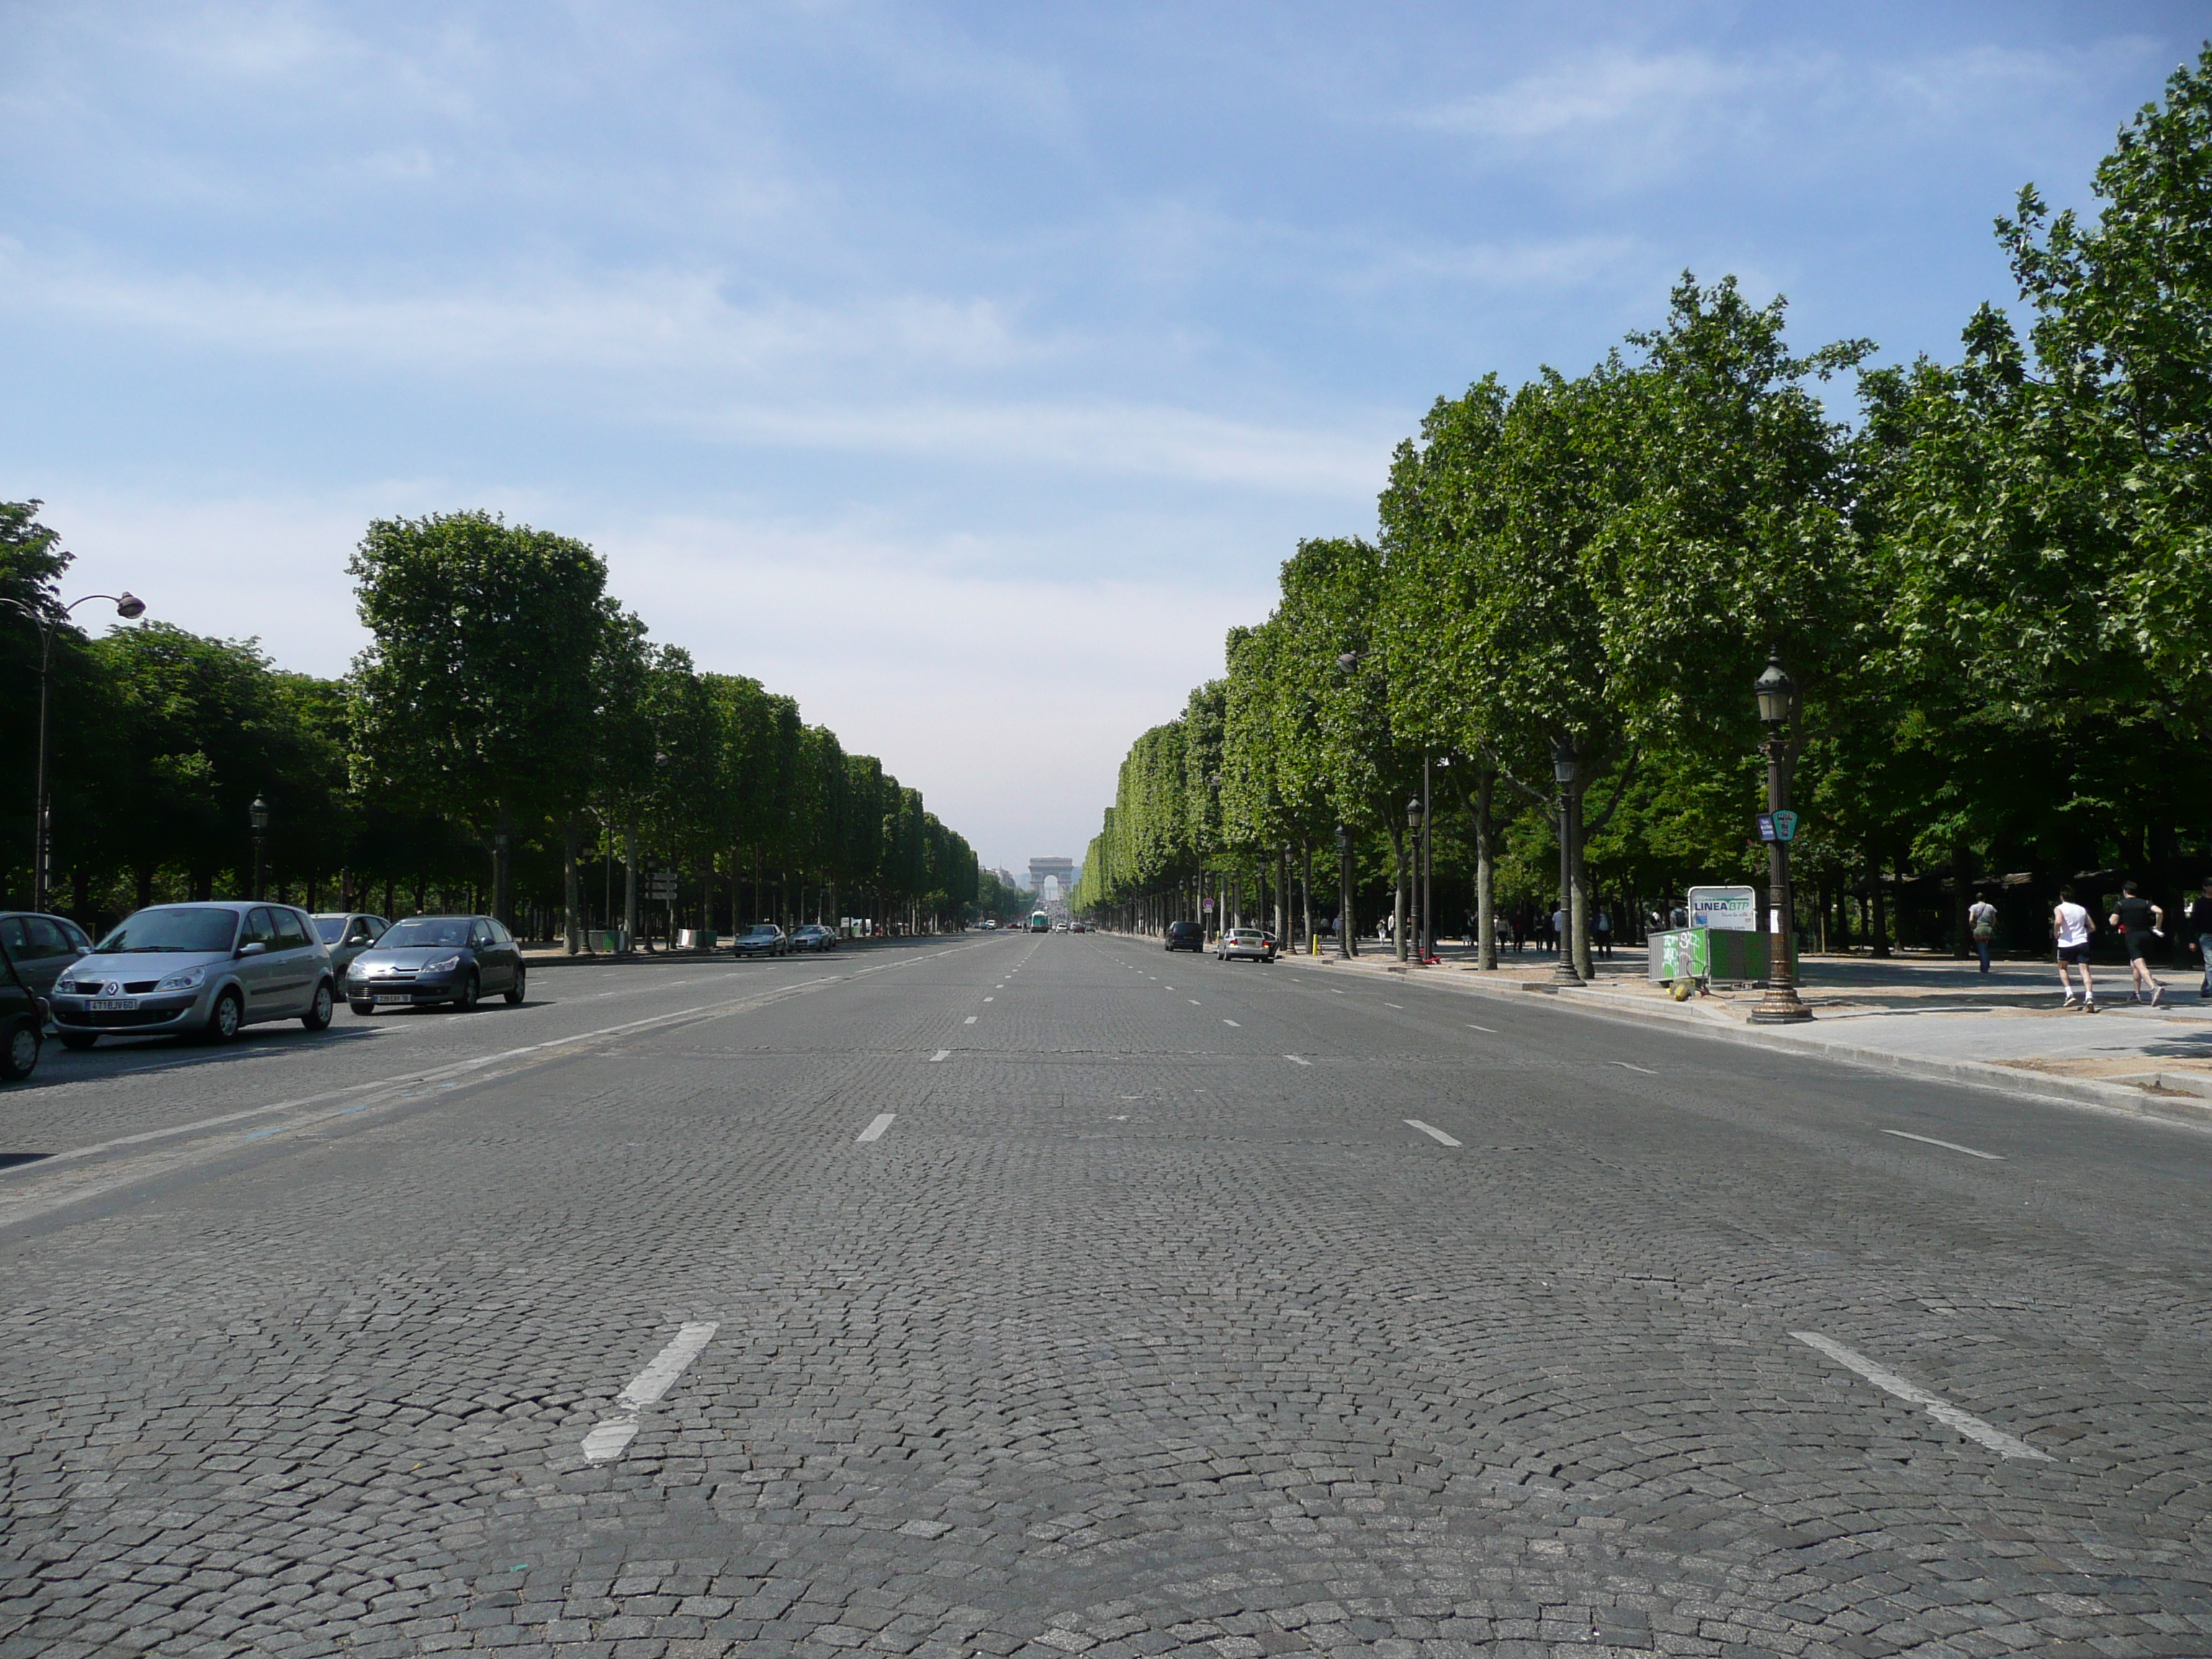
[343,914,526,1013]
[1165,920,1205,952]
[0,940,43,1082]
[732,923,788,958]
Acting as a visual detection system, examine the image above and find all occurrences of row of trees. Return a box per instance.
[1075,48,2212,971]
[1,508,984,942]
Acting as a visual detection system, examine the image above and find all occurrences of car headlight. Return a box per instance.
[421,954,462,974]
[155,967,207,992]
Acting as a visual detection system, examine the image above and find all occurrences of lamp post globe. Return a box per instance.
[1755,653,1794,726]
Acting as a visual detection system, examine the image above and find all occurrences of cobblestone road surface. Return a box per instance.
[2,932,2208,1658]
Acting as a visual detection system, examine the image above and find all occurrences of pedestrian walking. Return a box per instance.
[2108,881,2166,1005]
[1966,894,1999,975]
[1550,901,1567,955]
[2053,886,2097,1010]
[1509,909,1524,955]
[2191,878,2212,999]
[1595,908,1612,959]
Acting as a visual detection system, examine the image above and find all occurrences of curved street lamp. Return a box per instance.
[1,588,147,913]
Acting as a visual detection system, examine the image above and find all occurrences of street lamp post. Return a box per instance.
[249,795,271,902]
[1750,649,1814,1024]
[1551,741,1581,986]
[1406,791,1427,966]
[0,588,145,913]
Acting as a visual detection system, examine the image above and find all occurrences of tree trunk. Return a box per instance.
[1389,824,1408,963]
[1951,840,1972,958]
[1475,770,1496,970]
[1300,843,1313,956]
[563,819,581,954]
[1339,835,1357,958]
[623,824,639,952]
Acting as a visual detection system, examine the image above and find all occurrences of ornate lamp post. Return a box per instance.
[1551,741,1581,986]
[249,795,271,902]
[1,588,145,912]
[1750,649,1813,1024]
[1406,791,1426,965]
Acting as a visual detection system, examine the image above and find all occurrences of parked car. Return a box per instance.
[50,902,336,1047]
[344,914,523,1013]
[0,912,91,1001]
[1165,920,1205,953]
[1218,927,1273,963]
[313,912,392,980]
[0,941,43,1082]
[732,923,788,958]
[788,924,837,953]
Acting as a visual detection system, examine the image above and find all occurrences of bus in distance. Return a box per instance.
[1029,910,1051,933]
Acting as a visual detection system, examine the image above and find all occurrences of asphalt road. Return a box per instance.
[2,932,2208,1658]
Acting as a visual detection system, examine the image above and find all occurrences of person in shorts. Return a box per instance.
[2052,886,2096,1010]
[2108,880,2165,1005]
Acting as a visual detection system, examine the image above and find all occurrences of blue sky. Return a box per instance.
[3,2,2203,873]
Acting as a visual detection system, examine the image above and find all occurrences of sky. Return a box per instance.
[3,2,2204,875]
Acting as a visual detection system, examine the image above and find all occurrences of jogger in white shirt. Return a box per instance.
[2053,886,2098,1011]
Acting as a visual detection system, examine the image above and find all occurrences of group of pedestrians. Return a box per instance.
[2049,878,2212,1011]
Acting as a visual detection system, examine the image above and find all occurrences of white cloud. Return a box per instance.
[1421,49,1757,145]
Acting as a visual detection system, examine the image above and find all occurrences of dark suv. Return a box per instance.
[1165,920,1205,953]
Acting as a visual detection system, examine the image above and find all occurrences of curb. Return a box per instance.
[1278,950,2212,1134]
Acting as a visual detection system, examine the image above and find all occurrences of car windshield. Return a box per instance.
[377,919,469,950]
[95,908,238,955]
[745,925,778,937]
[314,917,349,944]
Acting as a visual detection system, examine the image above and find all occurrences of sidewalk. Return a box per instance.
[1281,940,2212,1129]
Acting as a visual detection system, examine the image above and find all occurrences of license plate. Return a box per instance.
[373,993,411,1004]
[88,998,136,1012]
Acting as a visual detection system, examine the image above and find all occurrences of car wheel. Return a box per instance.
[504,965,526,1005]
[204,988,243,1043]
[1,1017,41,1081]
[300,979,334,1032]
[58,1030,98,1052]
[349,999,376,1016]
[454,972,479,1012]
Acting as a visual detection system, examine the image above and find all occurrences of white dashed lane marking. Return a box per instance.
[1881,1129,2002,1161]
[1792,1332,2050,1460]
[1222,1019,1240,1027]
[929,1049,950,1062]
[1466,1024,1496,1033]
[857,1113,896,1143]
[963,1015,977,1024]
[580,1321,719,1464]
[1611,1061,1657,1075]
[1285,1054,1310,1066]
[1405,1119,1462,1147]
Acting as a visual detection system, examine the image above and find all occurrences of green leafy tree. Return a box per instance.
[349,511,610,925]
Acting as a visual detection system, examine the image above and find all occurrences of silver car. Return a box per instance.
[50,902,337,1048]
[313,912,392,979]
[1216,927,1272,963]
